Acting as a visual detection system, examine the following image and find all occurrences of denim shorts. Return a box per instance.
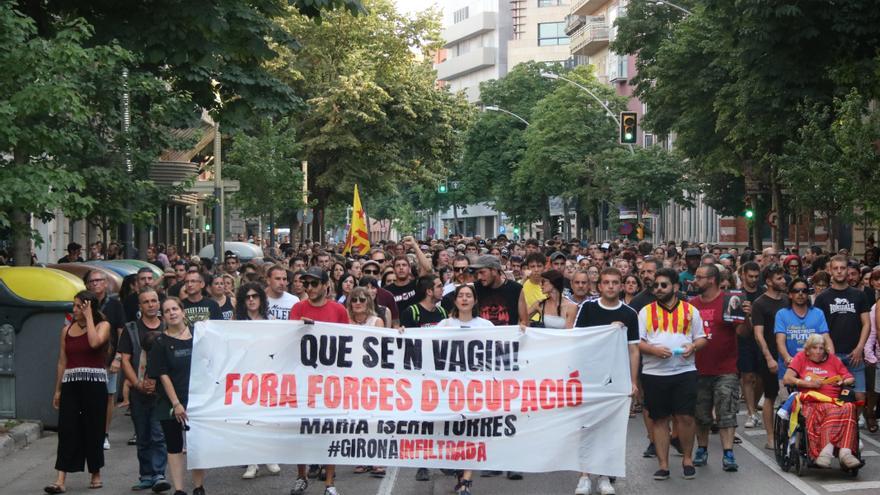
[836,353,866,393]
[106,371,119,395]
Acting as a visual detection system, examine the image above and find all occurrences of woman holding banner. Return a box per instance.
[148,297,206,495]
[233,283,283,479]
[437,284,494,495]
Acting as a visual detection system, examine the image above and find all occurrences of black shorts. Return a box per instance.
[161,419,185,454]
[737,336,760,373]
[641,371,697,420]
[757,357,780,400]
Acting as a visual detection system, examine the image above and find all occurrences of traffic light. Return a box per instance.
[205,222,211,232]
[743,195,754,220]
[620,112,638,144]
[438,180,448,194]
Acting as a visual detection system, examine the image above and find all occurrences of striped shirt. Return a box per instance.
[639,299,705,376]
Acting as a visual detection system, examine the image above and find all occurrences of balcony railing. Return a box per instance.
[570,16,609,56]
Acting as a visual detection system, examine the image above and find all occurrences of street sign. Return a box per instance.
[297,208,314,225]
[766,209,778,229]
[499,226,506,234]
[179,180,240,194]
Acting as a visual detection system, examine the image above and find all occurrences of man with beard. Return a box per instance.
[630,257,660,312]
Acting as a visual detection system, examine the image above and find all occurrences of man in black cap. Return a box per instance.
[679,248,702,297]
[58,242,84,263]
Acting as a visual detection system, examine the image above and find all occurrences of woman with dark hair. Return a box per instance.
[623,273,642,306]
[527,270,577,329]
[148,297,206,495]
[336,273,356,305]
[233,284,281,479]
[436,284,492,494]
[328,262,346,298]
[45,291,111,493]
[381,267,396,288]
[358,277,393,326]
[209,275,234,321]
[811,271,831,303]
[234,283,269,321]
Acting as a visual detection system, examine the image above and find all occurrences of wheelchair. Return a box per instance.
[773,390,865,477]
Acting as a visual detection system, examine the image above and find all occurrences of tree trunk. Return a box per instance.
[750,192,762,250]
[771,167,783,250]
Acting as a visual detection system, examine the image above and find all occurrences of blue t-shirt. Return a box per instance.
[774,306,829,378]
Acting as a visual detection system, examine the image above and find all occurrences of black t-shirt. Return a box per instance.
[168,281,184,299]
[183,297,223,324]
[814,286,869,354]
[118,319,165,356]
[123,291,167,323]
[385,280,418,314]
[399,302,448,328]
[99,295,126,365]
[575,300,639,343]
[751,293,789,358]
[628,289,656,313]
[475,280,522,326]
[218,297,234,321]
[147,334,193,408]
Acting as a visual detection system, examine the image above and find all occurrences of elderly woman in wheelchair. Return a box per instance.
[781,333,861,470]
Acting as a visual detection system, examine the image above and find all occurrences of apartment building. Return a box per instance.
[436,0,512,102]
[507,0,572,68]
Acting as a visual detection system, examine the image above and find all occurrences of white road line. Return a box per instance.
[376,466,400,495]
[860,433,880,449]
[860,450,879,457]
[741,430,767,437]
[820,481,880,493]
[737,434,822,495]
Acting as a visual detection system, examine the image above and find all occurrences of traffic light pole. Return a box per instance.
[213,123,223,266]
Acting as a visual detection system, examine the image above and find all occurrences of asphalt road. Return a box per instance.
[3,406,879,495]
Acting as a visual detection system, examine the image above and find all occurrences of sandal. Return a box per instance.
[353,466,370,474]
[44,484,66,494]
[89,481,103,489]
[371,467,386,477]
[868,423,879,433]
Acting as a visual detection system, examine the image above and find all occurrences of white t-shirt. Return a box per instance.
[638,300,705,376]
[267,292,299,320]
[437,317,494,328]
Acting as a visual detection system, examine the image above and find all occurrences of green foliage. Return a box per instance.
[225,117,304,225]
[593,147,695,210]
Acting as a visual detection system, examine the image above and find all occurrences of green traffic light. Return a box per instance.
[744,209,754,219]
[205,223,212,231]
[625,133,633,140]
[438,185,447,194]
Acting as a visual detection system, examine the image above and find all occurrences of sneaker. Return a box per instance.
[653,469,670,481]
[670,437,684,456]
[454,479,472,495]
[103,435,110,450]
[642,442,656,458]
[596,476,615,495]
[752,413,762,427]
[683,465,696,480]
[744,416,756,428]
[307,465,321,479]
[415,468,430,481]
[128,436,138,446]
[266,464,282,475]
[506,471,523,480]
[151,479,172,493]
[192,487,205,495]
[242,465,258,479]
[290,478,308,495]
[722,451,739,472]
[574,475,591,495]
[324,487,339,495]
[693,447,708,466]
[131,479,154,491]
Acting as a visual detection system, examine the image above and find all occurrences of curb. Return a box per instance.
[0,421,42,460]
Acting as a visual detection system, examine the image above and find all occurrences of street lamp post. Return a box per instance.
[645,0,693,16]
[483,105,530,126]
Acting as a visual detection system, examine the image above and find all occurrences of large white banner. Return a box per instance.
[187,321,631,476]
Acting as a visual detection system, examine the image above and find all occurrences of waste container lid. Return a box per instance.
[0,266,86,302]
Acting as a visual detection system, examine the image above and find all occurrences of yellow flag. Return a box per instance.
[343,185,371,255]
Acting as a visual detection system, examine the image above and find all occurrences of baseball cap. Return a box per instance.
[470,255,502,271]
[302,266,329,282]
[549,251,567,261]
[685,248,701,258]
[362,260,380,270]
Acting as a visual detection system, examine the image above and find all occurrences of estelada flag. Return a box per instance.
[342,185,371,256]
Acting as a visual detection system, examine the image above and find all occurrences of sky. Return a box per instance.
[394,0,443,16]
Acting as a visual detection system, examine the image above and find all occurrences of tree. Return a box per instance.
[225,117,304,233]
[593,147,695,211]
[274,0,473,240]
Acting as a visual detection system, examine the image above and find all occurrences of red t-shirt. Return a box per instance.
[789,351,852,398]
[690,293,738,376]
[289,299,350,324]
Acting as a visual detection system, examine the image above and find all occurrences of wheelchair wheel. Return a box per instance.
[774,415,789,468]
[790,446,803,476]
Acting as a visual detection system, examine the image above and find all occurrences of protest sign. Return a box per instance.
[186,321,631,476]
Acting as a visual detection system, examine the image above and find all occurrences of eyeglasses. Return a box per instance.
[303,280,322,288]
[87,278,105,285]
[374,258,386,263]
[453,267,468,272]
[654,282,671,289]
[351,296,368,303]
[790,288,809,294]
[245,293,260,300]
[363,269,379,275]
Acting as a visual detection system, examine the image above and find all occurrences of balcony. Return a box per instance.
[570,16,608,56]
[443,11,498,48]
[570,0,607,17]
[564,14,585,36]
[436,47,497,81]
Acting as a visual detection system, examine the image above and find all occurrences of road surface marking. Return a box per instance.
[820,481,880,493]
[376,467,399,495]
[737,433,822,495]
[860,433,880,450]
[741,430,766,437]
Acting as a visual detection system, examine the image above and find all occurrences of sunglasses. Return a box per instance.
[351,296,368,303]
[363,269,379,275]
[245,293,260,300]
[453,267,469,272]
[790,288,809,294]
[303,280,322,288]
[374,258,386,263]
[87,278,105,284]
[654,282,671,289]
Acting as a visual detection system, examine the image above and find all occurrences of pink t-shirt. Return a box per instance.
[788,351,852,398]
[289,300,350,324]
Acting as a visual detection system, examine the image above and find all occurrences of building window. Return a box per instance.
[538,22,569,46]
[644,133,654,148]
[538,0,564,6]
[454,7,469,24]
